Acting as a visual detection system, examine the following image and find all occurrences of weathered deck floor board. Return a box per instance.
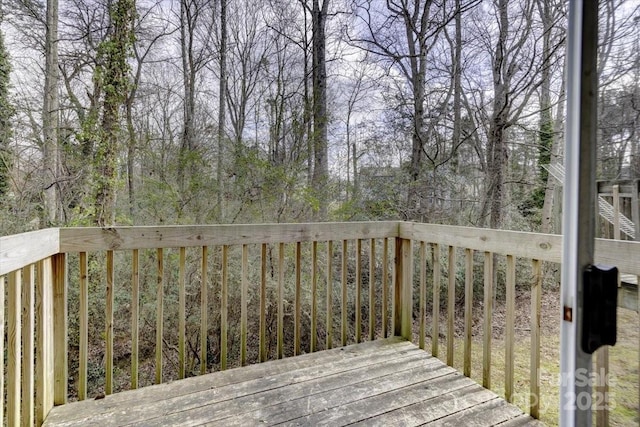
[43,338,543,427]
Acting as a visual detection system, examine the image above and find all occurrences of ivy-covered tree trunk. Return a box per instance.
[93,0,136,227]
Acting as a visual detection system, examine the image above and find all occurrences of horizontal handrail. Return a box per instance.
[401,222,640,275]
[4,221,638,276]
[0,228,59,275]
[57,221,399,252]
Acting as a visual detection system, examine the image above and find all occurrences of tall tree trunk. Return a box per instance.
[486,0,509,230]
[179,0,196,194]
[303,7,313,187]
[541,78,566,234]
[405,13,426,216]
[537,0,562,234]
[217,0,227,222]
[451,0,462,173]
[42,0,59,226]
[311,0,329,220]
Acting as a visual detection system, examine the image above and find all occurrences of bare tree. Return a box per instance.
[349,0,479,218]
[475,0,542,229]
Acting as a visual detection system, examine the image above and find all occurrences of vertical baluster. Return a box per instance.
[106,251,114,394]
[79,253,88,398]
[241,244,248,366]
[505,254,516,403]
[178,248,186,379]
[155,248,164,384]
[260,243,267,362]
[432,243,441,357]
[8,270,21,426]
[369,239,376,341]
[382,238,388,338]
[36,259,54,424]
[447,246,456,367]
[326,241,333,350]
[131,249,140,388]
[22,264,35,425]
[464,248,474,377]
[341,240,348,347]
[355,239,361,343]
[278,243,284,359]
[53,253,67,405]
[0,276,4,427]
[597,187,620,426]
[294,242,301,355]
[530,259,542,418]
[311,241,318,352]
[220,245,228,370]
[483,251,494,389]
[419,242,426,350]
[200,246,208,375]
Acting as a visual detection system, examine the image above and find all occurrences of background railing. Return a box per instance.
[1,222,639,426]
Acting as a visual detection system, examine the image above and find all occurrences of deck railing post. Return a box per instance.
[394,237,413,340]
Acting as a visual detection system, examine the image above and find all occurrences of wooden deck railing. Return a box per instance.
[1,221,639,426]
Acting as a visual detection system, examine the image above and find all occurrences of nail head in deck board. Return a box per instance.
[42,338,536,427]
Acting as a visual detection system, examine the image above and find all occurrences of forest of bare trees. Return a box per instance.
[0,0,638,233]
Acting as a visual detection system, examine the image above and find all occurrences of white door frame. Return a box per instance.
[560,0,600,425]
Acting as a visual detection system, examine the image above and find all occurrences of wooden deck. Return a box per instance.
[43,338,542,426]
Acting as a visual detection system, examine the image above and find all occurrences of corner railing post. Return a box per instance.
[394,237,413,340]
